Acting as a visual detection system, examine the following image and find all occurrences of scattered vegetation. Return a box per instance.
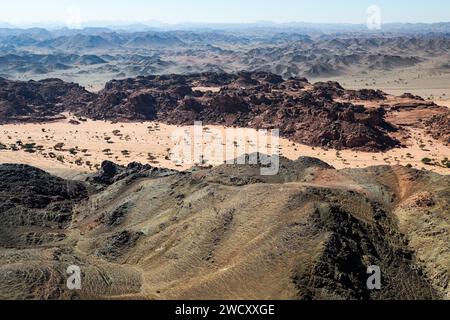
[23,143,37,153]
[54,143,65,151]
[441,158,450,168]
[68,148,78,155]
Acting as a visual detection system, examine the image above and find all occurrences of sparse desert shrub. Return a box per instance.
[23,143,37,153]
[54,143,65,151]
[75,158,83,166]
[23,143,36,149]
[69,148,78,155]
[441,158,450,168]
[421,158,433,165]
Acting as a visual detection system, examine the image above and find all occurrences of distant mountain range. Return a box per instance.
[2,21,450,33]
[1,26,450,84]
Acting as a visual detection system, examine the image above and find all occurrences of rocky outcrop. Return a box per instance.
[1,72,436,151]
[84,90,157,121]
[89,160,176,186]
[95,230,144,261]
[0,164,87,247]
[424,111,450,145]
[80,73,399,151]
[344,88,387,101]
[0,77,94,123]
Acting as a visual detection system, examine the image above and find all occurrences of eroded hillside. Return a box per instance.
[0,156,448,300]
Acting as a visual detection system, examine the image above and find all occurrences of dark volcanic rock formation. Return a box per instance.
[77,72,400,151]
[424,111,450,145]
[84,89,158,121]
[0,164,87,247]
[0,77,94,123]
[89,160,176,186]
[0,72,419,151]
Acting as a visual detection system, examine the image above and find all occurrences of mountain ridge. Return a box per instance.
[0,156,448,299]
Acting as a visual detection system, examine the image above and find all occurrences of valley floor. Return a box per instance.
[0,114,449,178]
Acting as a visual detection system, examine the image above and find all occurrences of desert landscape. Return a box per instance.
[0,72,449,178]
[0,8,449,302]
[2,27,450,101]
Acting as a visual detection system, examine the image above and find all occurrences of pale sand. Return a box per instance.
[436,100,450,109]
[313,59,450,102]
[192,86,221,93]
[0,115,449,178]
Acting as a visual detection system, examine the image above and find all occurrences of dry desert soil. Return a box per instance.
[0,102,449,178]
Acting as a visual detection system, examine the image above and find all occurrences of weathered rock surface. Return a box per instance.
[0,77,94,123]
[0,159,448,300]
[0,164,87,248]
[89,160,176,186]
[0,72,447,151]
[424,111,450,145]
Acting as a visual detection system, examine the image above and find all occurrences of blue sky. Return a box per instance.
[1,0,449,25]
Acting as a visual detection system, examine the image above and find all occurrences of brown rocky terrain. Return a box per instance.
[1,72,448,152]
[0,156,448,300]
[1,29,450,96]
[0,77,94,122]
[425,113,450,145]
[85,73,400,152]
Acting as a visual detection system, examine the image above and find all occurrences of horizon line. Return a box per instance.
[2,20,450,28]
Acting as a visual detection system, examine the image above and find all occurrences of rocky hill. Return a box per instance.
[0,72,433,152]
[1,72,448,151]
[83,72,404,151]
[0,77,94,122]
[0,157,448,300]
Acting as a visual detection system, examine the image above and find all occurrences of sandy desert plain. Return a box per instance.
[0,97,449,178]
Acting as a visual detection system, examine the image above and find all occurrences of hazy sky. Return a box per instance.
[1,0,449,25]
